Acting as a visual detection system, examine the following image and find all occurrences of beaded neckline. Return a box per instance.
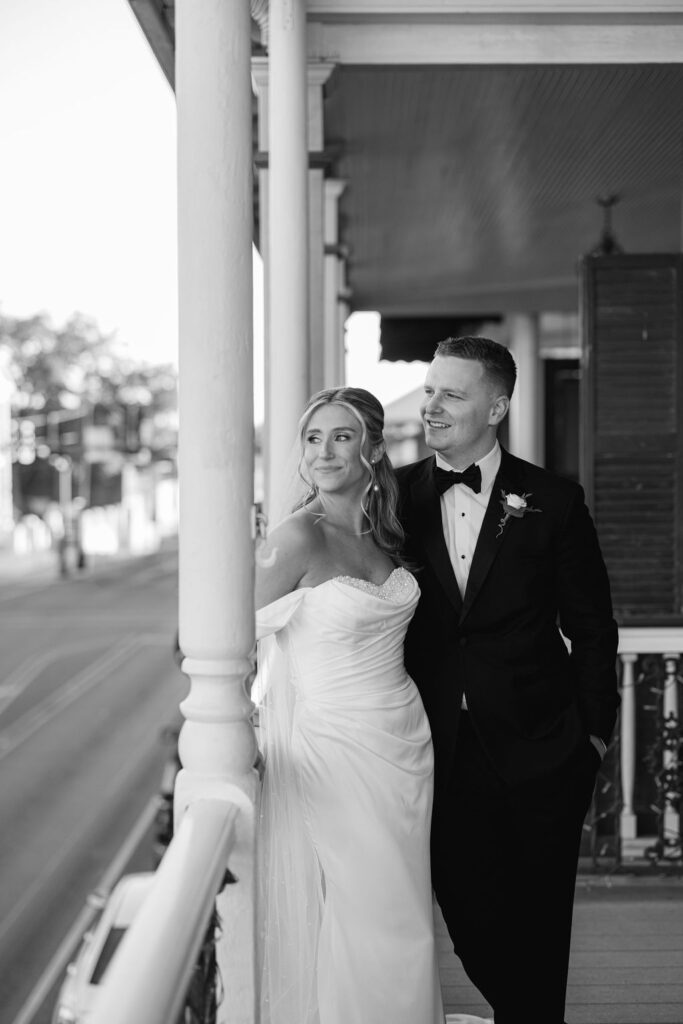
[333,567,413,603]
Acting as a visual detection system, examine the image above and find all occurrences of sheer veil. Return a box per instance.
[254,438,323,1024]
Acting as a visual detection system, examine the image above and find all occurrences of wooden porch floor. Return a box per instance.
[437,877,683,1024]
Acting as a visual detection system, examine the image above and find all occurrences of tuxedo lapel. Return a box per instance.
[459,449,522,625]
[411,460,463,616]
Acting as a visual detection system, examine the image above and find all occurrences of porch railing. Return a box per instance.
[616,627,682,863]
[85,626,682,1024]
[89,798,239,1024]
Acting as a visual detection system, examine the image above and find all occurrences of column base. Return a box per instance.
[619,811,637,841]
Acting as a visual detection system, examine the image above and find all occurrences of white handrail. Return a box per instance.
[89,798,239,1024]
[618,626,683,654]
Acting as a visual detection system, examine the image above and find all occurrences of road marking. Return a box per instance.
[0,632,169,762]
[0,586,52,606]
[119,561,176,586]
[0,578,59,606]
[0,640,102,719]
[8,794,162,1024]
[0,616,173,628]
[0,739,162,950]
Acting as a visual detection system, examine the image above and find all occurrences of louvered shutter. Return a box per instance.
[580,254,683,625]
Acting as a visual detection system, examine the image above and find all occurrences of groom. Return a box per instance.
[396,336,619,1024]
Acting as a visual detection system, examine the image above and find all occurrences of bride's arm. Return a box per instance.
[255,514,315,609]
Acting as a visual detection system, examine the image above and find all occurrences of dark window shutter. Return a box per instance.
[580,254,683,626]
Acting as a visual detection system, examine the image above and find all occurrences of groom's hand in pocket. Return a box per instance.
[589,734,607,762]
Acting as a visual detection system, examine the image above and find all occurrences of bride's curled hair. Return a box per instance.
[296,387,405,561]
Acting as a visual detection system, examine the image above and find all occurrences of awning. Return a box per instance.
[379,316,502,362]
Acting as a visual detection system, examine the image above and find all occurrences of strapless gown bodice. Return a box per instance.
[258,567,421,709]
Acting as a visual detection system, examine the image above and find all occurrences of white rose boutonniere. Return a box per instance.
[496,490,541,537]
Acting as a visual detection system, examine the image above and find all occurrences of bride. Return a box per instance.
[254,386,490,1024]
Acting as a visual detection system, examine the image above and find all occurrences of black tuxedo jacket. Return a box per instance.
[396,448,619,789]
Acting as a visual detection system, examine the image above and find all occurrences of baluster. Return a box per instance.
[619,652,638,843]
[662,653,681,846]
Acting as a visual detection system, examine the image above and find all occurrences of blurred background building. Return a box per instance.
[0,312,178,569]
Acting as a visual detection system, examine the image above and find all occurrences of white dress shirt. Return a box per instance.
[436,440,501,598]
[436,441,500,711]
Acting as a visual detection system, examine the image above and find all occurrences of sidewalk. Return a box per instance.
[438,876,683,1023]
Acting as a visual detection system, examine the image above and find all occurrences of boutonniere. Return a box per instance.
[496,490,541,538]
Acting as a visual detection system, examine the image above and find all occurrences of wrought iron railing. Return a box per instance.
[587,628,682,870]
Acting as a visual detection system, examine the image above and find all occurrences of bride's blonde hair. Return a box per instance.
[295,387,405,561]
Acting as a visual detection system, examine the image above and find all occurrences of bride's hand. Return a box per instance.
[253,749,265,781]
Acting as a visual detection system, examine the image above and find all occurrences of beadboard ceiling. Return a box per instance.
[126,3,683,322]
[324,63,683,318]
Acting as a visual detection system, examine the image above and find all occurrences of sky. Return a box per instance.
[0,0,427,420]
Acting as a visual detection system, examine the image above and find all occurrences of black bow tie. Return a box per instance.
[433,462,482,495]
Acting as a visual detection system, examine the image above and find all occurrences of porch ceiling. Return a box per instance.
[126,3,683,326]
[325,63,683,319]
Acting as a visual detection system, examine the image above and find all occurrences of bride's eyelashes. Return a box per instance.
[305,431,354,444]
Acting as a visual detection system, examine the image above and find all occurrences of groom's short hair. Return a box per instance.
[434,335,517,398]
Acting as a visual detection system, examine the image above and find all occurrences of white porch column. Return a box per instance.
[507,313,544,465]
[267,0,309,518]
[338,259,352,384]
[0,350,14,548]
[619,653,638,842]
[663,653,681,846]
[251,56,271,512]
[175,2,257,1021]
[324,179,347,388]
[308,64,335,394]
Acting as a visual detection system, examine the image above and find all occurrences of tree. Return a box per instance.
[0,310,177,515]
[0,310,176,419]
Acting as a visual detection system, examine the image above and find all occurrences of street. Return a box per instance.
[0,544,185,1023]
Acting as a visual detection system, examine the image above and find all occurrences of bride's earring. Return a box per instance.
[370,458,380,493]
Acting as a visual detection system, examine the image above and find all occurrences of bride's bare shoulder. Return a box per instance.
[262,508,322,556]
[255,509,322,607]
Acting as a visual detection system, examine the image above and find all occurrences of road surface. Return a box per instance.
[0,544,185,1023]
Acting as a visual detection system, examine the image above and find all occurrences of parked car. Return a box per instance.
[52,873,154,1024]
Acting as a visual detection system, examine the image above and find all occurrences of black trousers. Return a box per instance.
[431,713,600,1024]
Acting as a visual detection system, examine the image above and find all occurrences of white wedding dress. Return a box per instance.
[255,566,444,1024]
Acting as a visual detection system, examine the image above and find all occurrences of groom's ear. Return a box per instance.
[489,394,509,426]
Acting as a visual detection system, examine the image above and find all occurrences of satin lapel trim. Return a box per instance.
[459,453,520,625]
[411,463,463,616]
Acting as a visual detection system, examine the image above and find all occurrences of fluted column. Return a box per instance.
[175,1,257,1019]
[267,0,309,518]
[508,313,544,465]
[619,653,638,842]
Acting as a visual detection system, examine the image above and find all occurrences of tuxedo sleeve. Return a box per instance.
[555,484,620,744]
